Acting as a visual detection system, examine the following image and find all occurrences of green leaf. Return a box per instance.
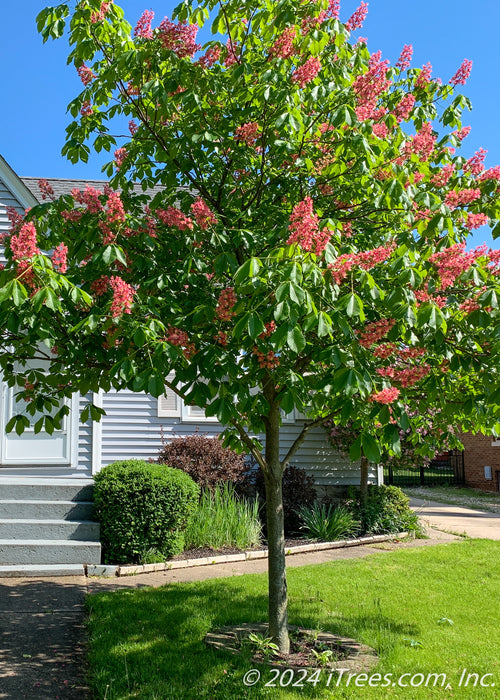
[318,311,333,337]
[361,433,381,463]
[286,326,306,353]
[346,293,363,318]
[247,312,265,340]
[147,375,164,398]
[234,257,262,285]
[349,435,362,462]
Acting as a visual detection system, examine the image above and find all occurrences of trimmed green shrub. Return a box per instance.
[346,484,422,535]
[94,459,199,564]
[298,503,360,541]
[255,465,317,535]
[184,483,262,551]
[157,434,247,490]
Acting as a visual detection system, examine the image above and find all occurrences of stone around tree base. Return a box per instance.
[205,622,378,673]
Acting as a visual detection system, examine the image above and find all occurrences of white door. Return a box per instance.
[0,379,76,466]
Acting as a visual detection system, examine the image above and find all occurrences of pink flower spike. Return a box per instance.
[450,59,472,86]
[346,2,368,31]
[396,44,413,71]
[291,56,321,88]
[52,243,68,273]
[134,9,154,39]
[370,387,400,404]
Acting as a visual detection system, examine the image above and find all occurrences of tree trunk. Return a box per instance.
[360,453,369,531]
[263,402,290,654]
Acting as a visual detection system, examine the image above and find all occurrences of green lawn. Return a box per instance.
[86,540,500,699]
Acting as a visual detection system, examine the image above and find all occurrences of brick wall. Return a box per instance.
[460,432,500,492]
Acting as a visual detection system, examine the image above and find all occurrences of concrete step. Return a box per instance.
[0,519,100,541]
[0,478,94,502]
[0,563,86,577]
[0,540,101,565]
[0,499,95,520]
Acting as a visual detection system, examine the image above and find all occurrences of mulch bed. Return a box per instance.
[172,539,307,561]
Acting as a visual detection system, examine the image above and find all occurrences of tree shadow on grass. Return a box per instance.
[85,575,420,700]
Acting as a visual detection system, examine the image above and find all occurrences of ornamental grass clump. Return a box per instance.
[184,483,262,551]
[298,502,360,542]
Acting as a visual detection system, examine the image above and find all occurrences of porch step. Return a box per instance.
[0,478,94,502]
[0,500,94,520]
[0,519,100,540]
[0,478,101,569]
[0,564,86,577]
[0,540,101,565]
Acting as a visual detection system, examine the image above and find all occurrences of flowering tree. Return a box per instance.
[2,0,500,652]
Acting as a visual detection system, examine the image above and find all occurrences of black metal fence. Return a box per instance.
[383,449,465,487]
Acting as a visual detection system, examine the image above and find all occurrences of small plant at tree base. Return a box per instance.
[244,633,280,659]
[310,648,334,667]
[298,503,360,542]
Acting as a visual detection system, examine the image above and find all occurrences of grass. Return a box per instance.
[86,540,500,699]
[405,485,500,514]
[184,483,262,551]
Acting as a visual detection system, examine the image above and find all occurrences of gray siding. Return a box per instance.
[0,178,23,264]
[97,389,371,487]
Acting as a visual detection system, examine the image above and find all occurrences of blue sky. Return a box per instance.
[1,0,499,247]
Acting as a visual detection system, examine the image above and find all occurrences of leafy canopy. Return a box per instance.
[1,0,500,462]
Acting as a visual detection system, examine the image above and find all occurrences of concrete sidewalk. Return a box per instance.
[410,497,500,539]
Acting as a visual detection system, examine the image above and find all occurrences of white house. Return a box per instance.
[0,154,379,574]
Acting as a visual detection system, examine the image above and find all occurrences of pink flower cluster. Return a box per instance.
[376,364,430,387]
[465,212,489,230]
[454,125,471,141]
[214,331,228,346]
[479,166,500,182]
[106,191,126,224]
[224,39,239,67]
[414,289,447,308]
[52,243,68,273]
[393,93,415,123]
[134,9,154,38]
[259,321,276,339]
[235,122,260,146]
[6,206,23,232]
[197,45,221,68]
[269,27,296,59]
[71,186,104,213]
[370,387,400,404]
[10,221,40,261]
[429,243,476,289]
[91,1,112,24]
[450,59,472,86]
[129,120,138,135]
[399,346,427,359]
[459,299,480,314]
[157,206,193,231]
[165,327,195,358]
[91,275,109,296]
[396,44,413,71]
[328,0,340,18]
[114,148,127,169]
[328,244,395,285]
[191,198,217,230]
[38,179,55,200]
[109,276,134,318]
[77,64,95,86]
[61,210,83,223]
[157,18,200,58]
[444,188,481,210]
[403,122,436,162]
[372,343,396,359]
[287,197,330,256]
[353,51,391,121]
[415,62,432,89]
[431,164,455,188]
[346,1,368,31]
[357,318,396,347]
[252,347,280,369]
[80,101,93,117]
[215,287,237,321]
[292,56,321,88]
[463,148,487,176]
